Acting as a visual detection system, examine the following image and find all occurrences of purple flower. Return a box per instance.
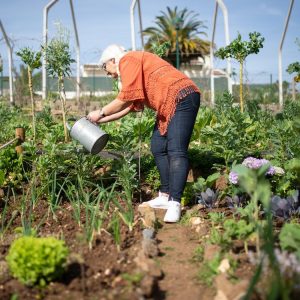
[229,171,239,184]
[242,157,275,176]
[266,166,276,176]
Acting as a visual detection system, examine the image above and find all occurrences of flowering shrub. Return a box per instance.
[229,157,284,185]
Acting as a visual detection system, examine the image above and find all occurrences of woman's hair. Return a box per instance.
[98,44,126,66]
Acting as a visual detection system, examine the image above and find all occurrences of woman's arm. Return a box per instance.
[87,98,132,123]
[98,106,132,123]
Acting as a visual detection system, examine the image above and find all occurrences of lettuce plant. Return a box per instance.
[6,236,69,287]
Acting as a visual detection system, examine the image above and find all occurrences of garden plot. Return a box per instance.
[1,91,300,299]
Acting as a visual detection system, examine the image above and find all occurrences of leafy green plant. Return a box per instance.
[0,188,18,239]
[279,223,300,260]
[207,212,225,225]
[197,253,221,286]
[215,32,264,112]
[112,154,138,231]
[42,28,75,142]
[6,236,69,287]
[16,47,42,141]
[150,40,171,57]
[287,62,300,82]
[223,219,255,253]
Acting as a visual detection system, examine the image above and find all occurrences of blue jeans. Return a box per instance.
[150,92,200,203]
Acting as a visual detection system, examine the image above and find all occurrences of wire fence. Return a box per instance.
[0,73,298,105]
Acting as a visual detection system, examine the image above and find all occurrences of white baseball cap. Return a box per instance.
[98,44,126,66]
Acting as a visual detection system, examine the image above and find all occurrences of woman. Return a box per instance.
[87,44,200,223]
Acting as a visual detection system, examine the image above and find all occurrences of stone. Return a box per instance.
[218,259,230,273]
[134,250,162,278]
[214,273,248,300]
[138,205,157,228]
[142,228,155,240]
[142,239,159,258]
[189,217,203,226]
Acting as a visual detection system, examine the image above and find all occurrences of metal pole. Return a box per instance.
[1,69,2,97]
[130,0,138,50]
[137,0,144,49]
[176,29,180,69]
[0,54,3,97]
[42,0,60,100]
[0,20,14,105]
[278,0,294,107]
[210,2,218,106]
[69,0,80,102]
[216,0,232,93]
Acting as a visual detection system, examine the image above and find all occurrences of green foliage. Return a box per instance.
[197,253,221,286]
[279,223,300,260]
[16,47,42,70]
[215,32,264,112]
[286,62,300,82]
[223,219,255,241]
[145,166,161,191]
[43,38,75,79]
[215,32,265,63]
[143,6,211,65]
[0,147,23,187]
[150,41,171,57]
[6,236,68,287]
[192,245,204,262]
[200,95,263,167]
[207,212,225,224]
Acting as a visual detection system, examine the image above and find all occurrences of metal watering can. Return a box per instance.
[66,117,109,154]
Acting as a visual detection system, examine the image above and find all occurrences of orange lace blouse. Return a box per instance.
[117,51,200,135]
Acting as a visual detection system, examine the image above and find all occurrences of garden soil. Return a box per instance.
[0,193,257,300]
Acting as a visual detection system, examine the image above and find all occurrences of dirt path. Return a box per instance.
[153,212,213,300]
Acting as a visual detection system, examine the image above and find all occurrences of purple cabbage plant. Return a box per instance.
[270,190,300,219]
[196,188,218,208]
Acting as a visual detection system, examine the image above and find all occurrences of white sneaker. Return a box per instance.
[143,191,169,209]
[163,200,181,223]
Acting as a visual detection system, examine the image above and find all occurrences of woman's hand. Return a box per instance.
[87,110,103,123]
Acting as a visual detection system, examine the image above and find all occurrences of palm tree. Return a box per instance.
[143,6,211,66]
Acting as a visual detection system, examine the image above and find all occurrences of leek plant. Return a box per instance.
[113,154,138,231]
[110,211,121,251]
[63,176,116,249]
[47,170,68,221]
[0,188,18,240]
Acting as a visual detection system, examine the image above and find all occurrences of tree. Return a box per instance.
[42,35,75,142]
[16,48,42,141]
[142,6,211,66]
[215,32,264,112]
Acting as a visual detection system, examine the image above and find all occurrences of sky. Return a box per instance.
[0,0,299,84]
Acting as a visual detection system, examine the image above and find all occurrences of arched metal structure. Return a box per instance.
[0,20,14,105]
[130,0,144,50]
[42,0,59,100]
[278,0,294,107]
[42,0,81,101]
[69,0,80,102]
[210,0,232,106]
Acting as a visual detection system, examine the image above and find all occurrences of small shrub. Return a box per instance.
[6,236,69,287]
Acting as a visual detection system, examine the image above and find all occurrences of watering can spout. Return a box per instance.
[66,117,109,154]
